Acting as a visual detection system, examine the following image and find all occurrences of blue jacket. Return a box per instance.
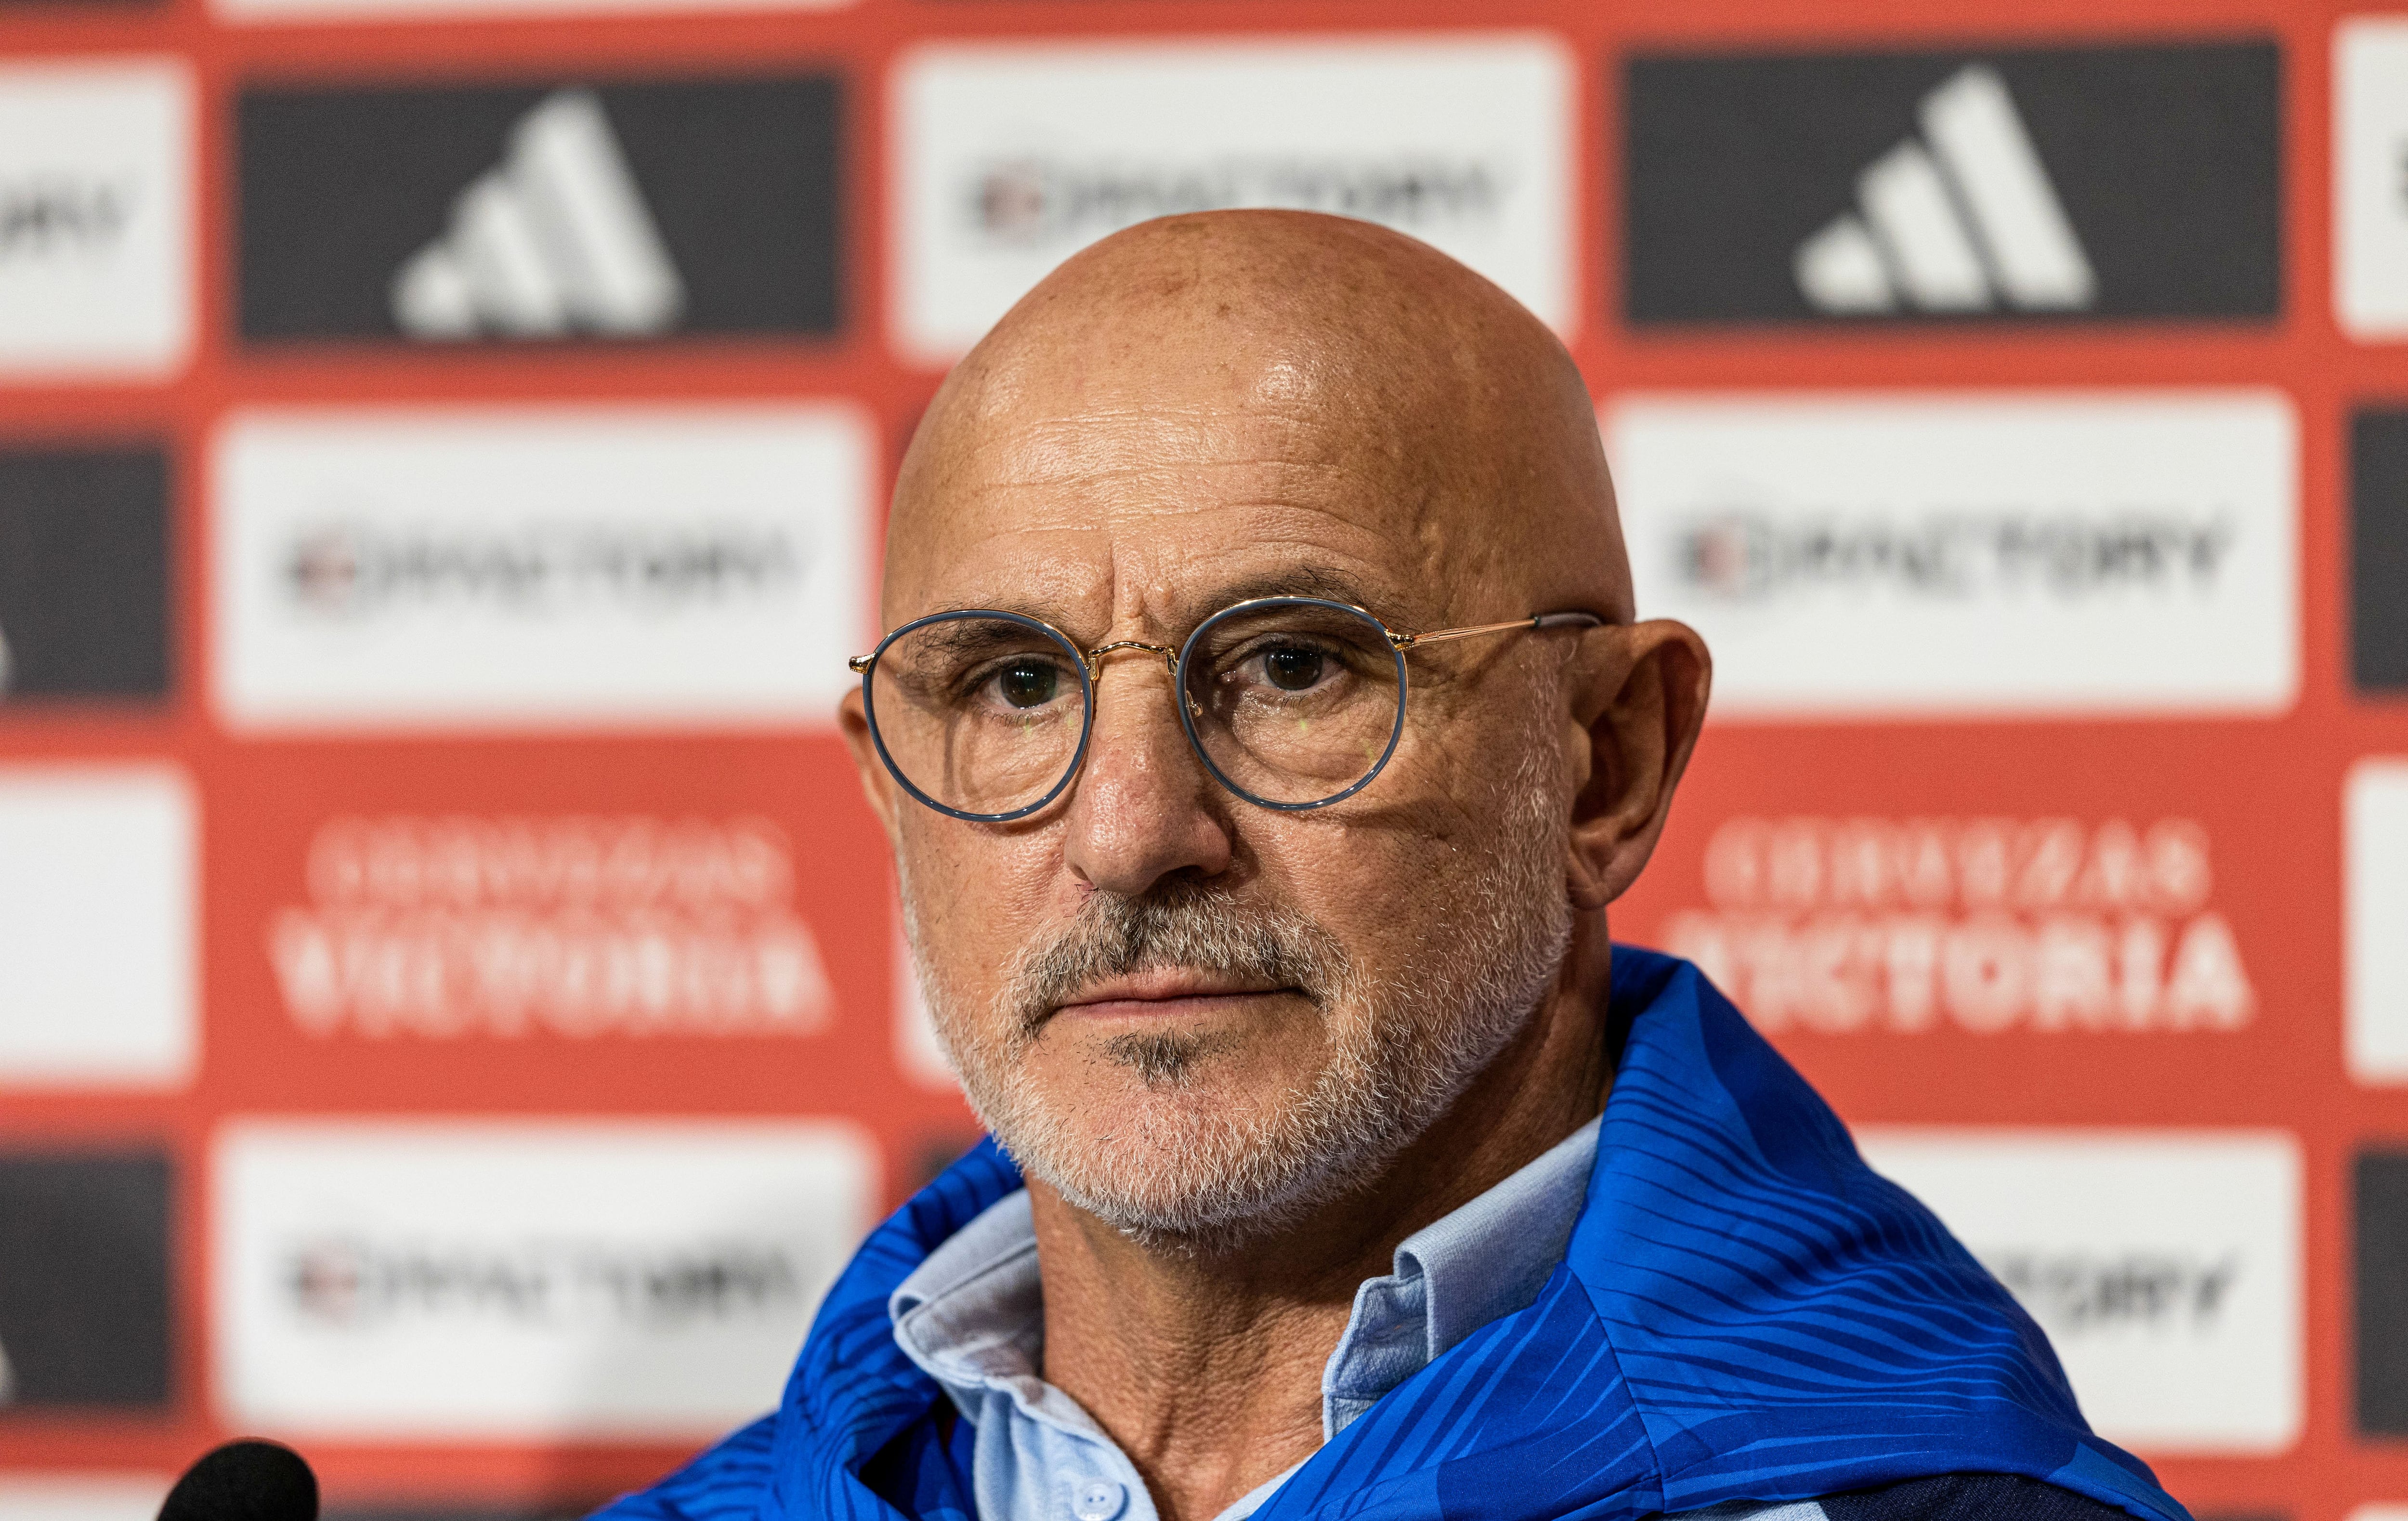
[599,948,2191,1521]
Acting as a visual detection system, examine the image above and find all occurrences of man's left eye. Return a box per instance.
[1262,646,1325,692]
[995,660,1060,708]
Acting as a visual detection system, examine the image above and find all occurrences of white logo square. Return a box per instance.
[890,36,1574,364]
[2350,759,2408,1081]
[211,403,872,733]
[1604,390,2298,718]
[213,1118,879,1438]
[0,60,192,380]
[0,766,195,1088]
[2339,19,2408,339]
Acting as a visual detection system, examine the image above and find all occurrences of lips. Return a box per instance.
[1052,969,1295,1019]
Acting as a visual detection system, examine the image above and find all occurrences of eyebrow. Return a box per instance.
[937,564,1422,645]
[1193,565,1399,618]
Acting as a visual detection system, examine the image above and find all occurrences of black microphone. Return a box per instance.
[157,1439,318,1521]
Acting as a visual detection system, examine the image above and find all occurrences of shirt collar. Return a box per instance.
[886,1190,1059,1416]
[1322,1115,1599,1435]
[887,1114,1602,1442]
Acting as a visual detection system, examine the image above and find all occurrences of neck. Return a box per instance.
[1026,918,1615,1521]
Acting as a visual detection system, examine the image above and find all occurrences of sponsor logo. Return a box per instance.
[0,766,195,1087]
[2349,761,2408,1081]
[266,814,834,1039]
[2354,410,2408,693]
[215,1120,877,1436]
[0,1152,172,1409]
[2,180,131,259]
[1861,1129,2300,1452]
[1623,42,2278,325]
[1794,66,2092,315]
[0,448,168,702]
[391,91,682,341]
[965,154,1504,248]
[285,1234,801,1329]
[1605,392,2297,716]
[239,78,839,343]
[891,38,1571,362]
[1986,1249,2239,1333]
[1662,814,2254,1036]
[2339,20,2408,339]
[211,404,869,732]
[1680,509,2231,603]
[0,60,191,377]
[282,521,798,616]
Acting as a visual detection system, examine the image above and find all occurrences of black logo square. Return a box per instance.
[2359,1151,2408,1432]
[1623,41,2281,326]
[2354,410,2408,694]
[0,1151,172,1410]
[238,76,844,344]
[0,447,170,704]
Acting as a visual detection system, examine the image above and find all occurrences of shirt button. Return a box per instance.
[1072,1479,1126,1521]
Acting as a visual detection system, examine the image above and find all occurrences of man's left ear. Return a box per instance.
[1564,620,1712,911]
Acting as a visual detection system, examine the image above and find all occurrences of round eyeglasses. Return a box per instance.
[849,596,1605,822]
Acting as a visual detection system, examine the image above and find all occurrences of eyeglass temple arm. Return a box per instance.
[1389,610,1605,650]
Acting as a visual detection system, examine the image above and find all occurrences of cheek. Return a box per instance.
[897,817,1061,1006]
[1251,819,1447,986]
[1262,772,1544,978]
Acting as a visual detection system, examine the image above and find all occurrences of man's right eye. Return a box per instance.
[993,660,1060,709]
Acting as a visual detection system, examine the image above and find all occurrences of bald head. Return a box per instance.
[888,210,1632,630]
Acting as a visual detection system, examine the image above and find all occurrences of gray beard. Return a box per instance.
[902,729,1573,1255]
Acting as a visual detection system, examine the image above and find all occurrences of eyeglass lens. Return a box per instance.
[1181,600,1402,808]
[868,614,1090,819]
[865,599,1405,819]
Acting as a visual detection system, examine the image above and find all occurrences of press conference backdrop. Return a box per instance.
[0,0,2396,1514]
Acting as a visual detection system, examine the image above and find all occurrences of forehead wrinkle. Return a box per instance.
[974,408,1394,497]
[930,435,1444,571]
[954,485,1405,541]
[964,460,1367,509]
[904,520,1435,642]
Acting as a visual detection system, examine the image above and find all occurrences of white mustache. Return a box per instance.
[1004,884,1347,1042]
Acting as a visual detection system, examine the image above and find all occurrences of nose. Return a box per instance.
[1062,650,1234,896]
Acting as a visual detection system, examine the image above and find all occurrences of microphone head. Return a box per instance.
[158,1439,318,1521]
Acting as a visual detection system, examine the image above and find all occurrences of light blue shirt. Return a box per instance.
[888,1116,1602,1521]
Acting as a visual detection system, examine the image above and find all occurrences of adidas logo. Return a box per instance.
[1793,65,2095,315]
[389,90,686,341]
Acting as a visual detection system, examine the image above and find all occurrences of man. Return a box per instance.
[601,213,2189,1521]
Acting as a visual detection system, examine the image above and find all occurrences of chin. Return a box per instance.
[1001,1077,1367,1253]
